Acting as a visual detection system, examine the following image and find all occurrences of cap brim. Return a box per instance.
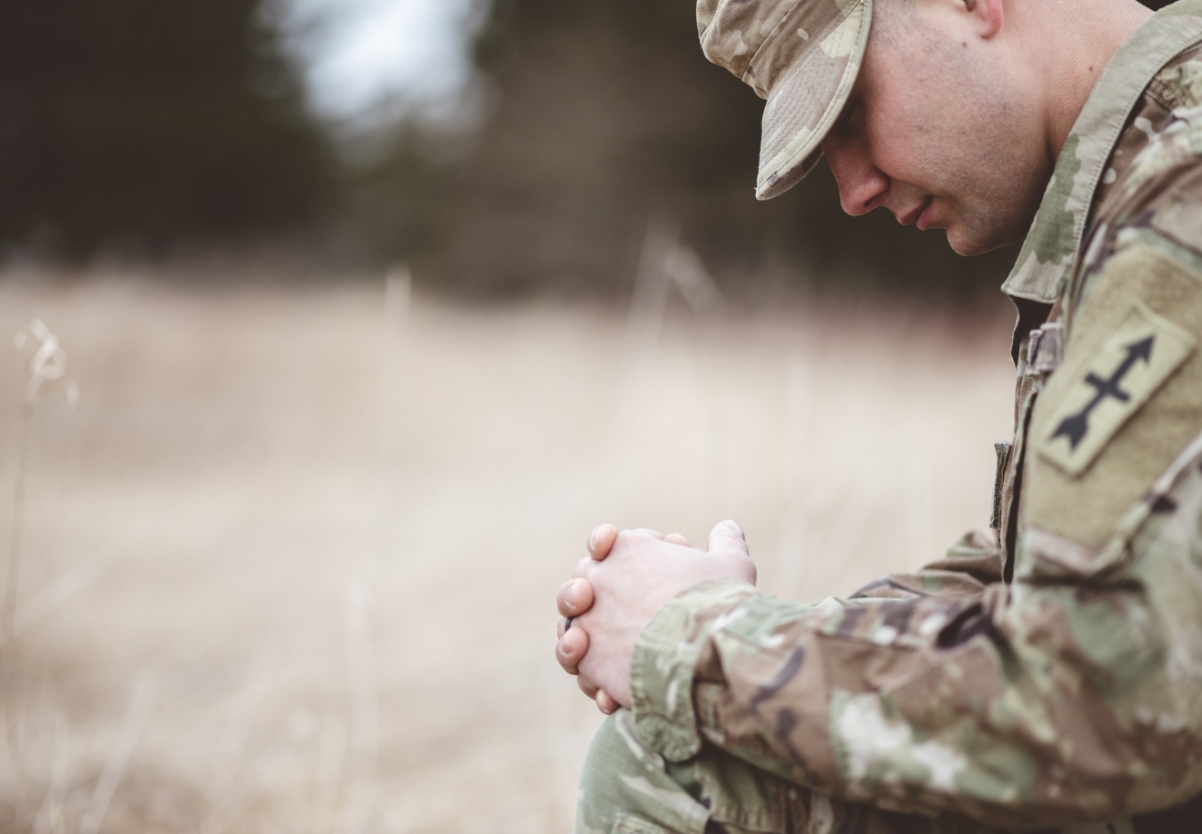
[755,0,873,200]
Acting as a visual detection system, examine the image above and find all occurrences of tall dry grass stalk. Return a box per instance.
[338,266,411,834]
[199,647,276,834]
[0,556,113,649]
[31,713,71,834]
[77,676,155,834]
[625,217,726,354]
[613,217,730,500]
[5,320,76,785]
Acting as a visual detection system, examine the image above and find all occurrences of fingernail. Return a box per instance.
[722,520,744,538]
[567,578,585,611]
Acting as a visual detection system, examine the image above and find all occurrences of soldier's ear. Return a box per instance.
[962,0,1004,40]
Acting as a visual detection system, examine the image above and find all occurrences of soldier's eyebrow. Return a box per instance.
[829,99,860,145]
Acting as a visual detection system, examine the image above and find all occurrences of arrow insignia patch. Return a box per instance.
[1036,301,1195,477]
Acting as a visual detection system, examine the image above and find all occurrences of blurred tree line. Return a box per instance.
[0,0,1175,297]
[358,0,1011,299]
[0,0,332,256]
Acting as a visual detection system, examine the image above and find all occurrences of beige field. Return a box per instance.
[0,271,1016,833]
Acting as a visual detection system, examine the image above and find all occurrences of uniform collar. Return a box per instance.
[1002,0,1202,305]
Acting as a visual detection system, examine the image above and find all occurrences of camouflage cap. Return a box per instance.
[697,0,873,200]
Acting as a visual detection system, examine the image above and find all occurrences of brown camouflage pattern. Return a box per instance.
[697,0,873,200]
[577,2,1202,832]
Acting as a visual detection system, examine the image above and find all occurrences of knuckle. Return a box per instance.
[566,626,588,653]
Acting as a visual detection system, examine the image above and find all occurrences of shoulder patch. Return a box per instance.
[1035,300,1195,477]
[1023,240,1202,551]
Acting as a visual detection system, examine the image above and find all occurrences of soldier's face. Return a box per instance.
[819,4,1051,257]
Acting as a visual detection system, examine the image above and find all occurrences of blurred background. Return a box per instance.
[0,0,1039,297]
[0,1,1173,832]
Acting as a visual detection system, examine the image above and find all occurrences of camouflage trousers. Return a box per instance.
[575,710,1135,834]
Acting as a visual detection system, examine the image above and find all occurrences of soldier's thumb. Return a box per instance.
[707,520,750,561]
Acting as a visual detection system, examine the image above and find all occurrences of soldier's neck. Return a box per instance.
[1033,0,1154,165]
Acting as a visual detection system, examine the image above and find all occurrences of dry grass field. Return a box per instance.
[0,269,1016,833]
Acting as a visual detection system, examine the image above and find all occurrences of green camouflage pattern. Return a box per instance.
[697,0,873,200]
[578,2,1202,831]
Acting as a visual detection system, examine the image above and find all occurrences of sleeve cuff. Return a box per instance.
[629,580,758,762]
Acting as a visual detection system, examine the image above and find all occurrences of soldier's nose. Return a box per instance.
[823,139,888,217]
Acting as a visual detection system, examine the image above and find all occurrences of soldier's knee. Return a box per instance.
[576,714,626,834]
[577,713,652,830]
[575,711,709,834]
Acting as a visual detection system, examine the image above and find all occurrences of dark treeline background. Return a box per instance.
[0,0,1175,298]
[0,0,333,257]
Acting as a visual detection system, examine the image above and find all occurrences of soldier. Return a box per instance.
[554,0,1202,832]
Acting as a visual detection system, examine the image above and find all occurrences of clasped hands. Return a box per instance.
[554,520,757,714]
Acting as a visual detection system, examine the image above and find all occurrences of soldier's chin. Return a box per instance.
[945,222,1018,258]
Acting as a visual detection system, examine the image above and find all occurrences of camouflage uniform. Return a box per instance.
[577,2,1202,832]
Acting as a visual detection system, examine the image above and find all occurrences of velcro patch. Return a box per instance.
[1035,300,1195,477]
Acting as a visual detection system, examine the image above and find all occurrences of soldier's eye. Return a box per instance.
[837,101,858,132]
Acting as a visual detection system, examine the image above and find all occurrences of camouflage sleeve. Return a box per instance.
[630,442,1202,826]
[627,531,1003,787]
[630,181,1202,824]
[846,529,1003,602]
